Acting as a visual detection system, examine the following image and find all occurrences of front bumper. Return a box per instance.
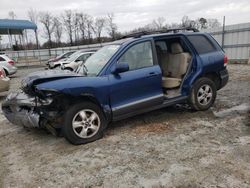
[2,91,40,128]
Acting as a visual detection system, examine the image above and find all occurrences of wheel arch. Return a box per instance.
[202,72,220,90]
[1,66,9,75]
[68,93,112,122]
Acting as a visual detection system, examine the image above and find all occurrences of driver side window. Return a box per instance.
[118,41,153,71]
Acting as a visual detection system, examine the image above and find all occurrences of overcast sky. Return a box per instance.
[0,0,250,43]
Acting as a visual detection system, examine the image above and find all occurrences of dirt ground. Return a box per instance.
[0,64,249,188]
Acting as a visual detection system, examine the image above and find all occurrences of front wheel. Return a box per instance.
[188,77,217,111]
[62,102,107,145]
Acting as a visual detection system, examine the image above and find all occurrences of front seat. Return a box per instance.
[162,43,191,88]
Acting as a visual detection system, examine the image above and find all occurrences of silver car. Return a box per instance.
[62,52,94,71]
[0,55,17,76]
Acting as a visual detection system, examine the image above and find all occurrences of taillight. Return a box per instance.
[224,55,228,66]
[8,60,15,65]
[0,69,4,78]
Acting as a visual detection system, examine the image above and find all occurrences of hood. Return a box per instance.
[21,69,81,92]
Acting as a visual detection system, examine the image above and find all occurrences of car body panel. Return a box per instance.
[49,51,95,69]
[46,51,75,68]
[109,65,164,118]
[63,52,94,71]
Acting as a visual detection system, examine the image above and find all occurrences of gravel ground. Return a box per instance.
[0,64,249,188]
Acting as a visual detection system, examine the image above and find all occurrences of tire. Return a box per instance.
[188,77,217,111]
[62,102,107,145]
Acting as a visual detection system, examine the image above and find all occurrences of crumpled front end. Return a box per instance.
[2,69,79,129]
[2,91,41,128]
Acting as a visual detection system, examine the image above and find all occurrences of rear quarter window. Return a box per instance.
[187,35,217,54]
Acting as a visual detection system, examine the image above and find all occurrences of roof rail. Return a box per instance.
[120,27,199,39]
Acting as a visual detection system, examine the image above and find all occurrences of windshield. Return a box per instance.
[76,45,120,76]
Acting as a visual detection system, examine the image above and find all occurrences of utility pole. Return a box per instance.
[222,16,225,49]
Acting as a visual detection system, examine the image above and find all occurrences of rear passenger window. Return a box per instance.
[187,35,216,54]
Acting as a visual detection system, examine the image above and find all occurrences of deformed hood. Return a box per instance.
[21,69,81,89]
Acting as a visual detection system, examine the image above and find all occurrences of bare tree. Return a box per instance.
[152,17,166,30]
[86,15,94,43]
[92,17,106,43]
[181,15,199,29]
[27,8,40,48]
[106,13,118,40]
[181,15,191,27]
[207,19,221,28]
[78,13,88,41]
[63,10,74,46]
[39,11,55,48]
[8,11,18,46]
[73,12,80,44]
[53,17,63,44]
[8,11,16,19]
[27,8,39,24]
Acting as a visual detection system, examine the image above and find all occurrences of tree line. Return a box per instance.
[2,10,221,50]
[27,9,119,49]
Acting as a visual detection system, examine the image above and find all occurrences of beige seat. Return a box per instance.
[162,43,191,88]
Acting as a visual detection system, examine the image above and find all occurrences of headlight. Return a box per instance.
[35,89,59,106]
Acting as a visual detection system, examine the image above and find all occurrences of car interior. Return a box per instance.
[155,37,192,98]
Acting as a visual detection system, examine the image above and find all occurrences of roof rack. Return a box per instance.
[121,27,199,39]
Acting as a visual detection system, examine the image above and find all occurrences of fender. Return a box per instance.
[35,76,112,121]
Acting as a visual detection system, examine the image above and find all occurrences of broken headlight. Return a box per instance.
[36,89,59,106]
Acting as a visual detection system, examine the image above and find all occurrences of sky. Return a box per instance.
[0,0,250,43]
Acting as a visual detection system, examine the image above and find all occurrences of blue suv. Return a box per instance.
[2,28,229,145]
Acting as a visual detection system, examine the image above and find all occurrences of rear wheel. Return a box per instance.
[62,102,107,145]
[189,77,217,111]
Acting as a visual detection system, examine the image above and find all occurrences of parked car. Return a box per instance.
[0,67,10,93]
[62,52,94,71]
[48,50,95,69]
[2,28,229,145]
[47,51,75,69]
[0,54,17,76]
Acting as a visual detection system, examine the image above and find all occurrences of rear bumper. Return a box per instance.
[219,69,229,89]
[0,77,10,92]
[8,66,17,75]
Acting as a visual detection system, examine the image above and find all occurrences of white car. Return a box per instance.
[0,55,17,76]
[46,51,76,69]
[62,52,94,71]
[49,50,94,70]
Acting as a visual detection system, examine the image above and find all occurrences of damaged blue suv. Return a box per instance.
[2,28,229,145]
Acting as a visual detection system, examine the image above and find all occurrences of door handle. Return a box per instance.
[147,72,157,77]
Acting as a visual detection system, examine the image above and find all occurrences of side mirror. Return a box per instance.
[111,62,129,74]
[75,59,81,62]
